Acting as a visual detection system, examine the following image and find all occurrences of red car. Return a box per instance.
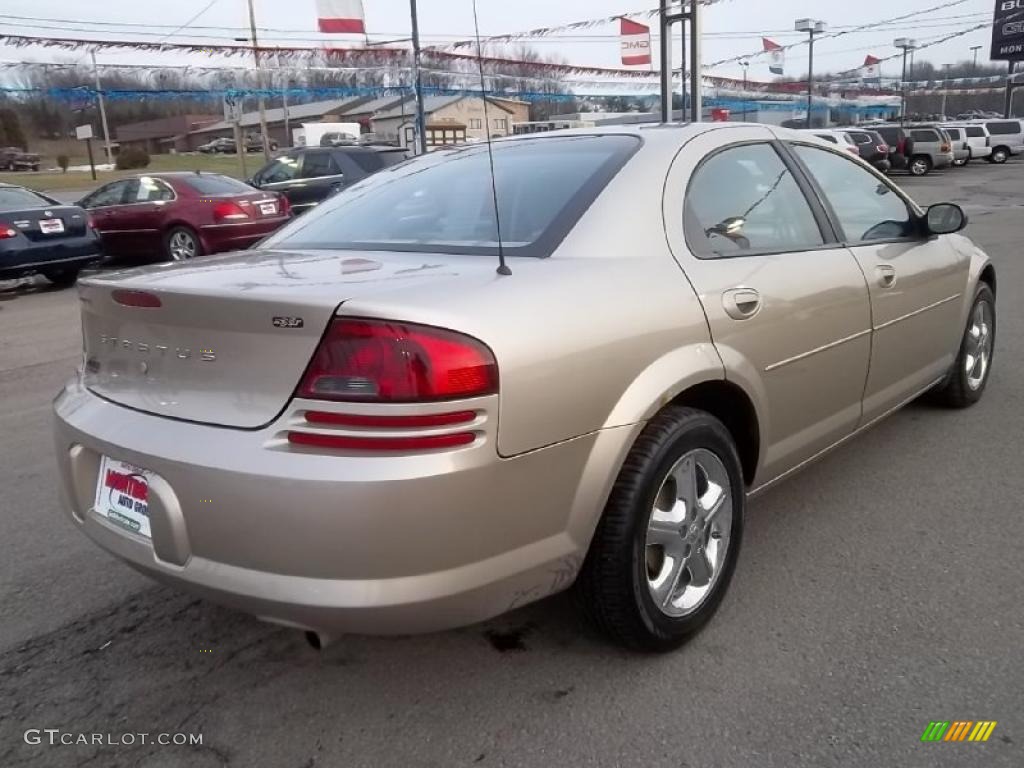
[77,172,291,262]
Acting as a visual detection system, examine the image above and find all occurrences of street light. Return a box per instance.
[796,18,827,128]
[970,45,982,75]
[740,60,749,121]
[894,38,917,125]
[941,63,952,119]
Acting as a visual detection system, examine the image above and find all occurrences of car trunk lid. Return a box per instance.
[78,248,493,428]
[3,205,88,241]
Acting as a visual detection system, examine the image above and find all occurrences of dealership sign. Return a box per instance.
[992,0,1024,60]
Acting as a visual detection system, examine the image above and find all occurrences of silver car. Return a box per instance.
[54,125,996,652]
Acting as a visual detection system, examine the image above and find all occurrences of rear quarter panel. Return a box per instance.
[337,133,723,457]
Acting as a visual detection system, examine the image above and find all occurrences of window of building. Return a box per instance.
[493,118,508,130]
[469,118,483,129]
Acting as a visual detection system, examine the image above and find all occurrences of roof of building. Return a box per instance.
[371,94,520,122]
[189,97,368,135]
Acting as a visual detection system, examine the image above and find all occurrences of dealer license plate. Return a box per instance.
[94,456,154,538]
[259,202,277,215]
[39,218,65,234]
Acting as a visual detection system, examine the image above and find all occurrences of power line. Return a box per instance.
[157,0,222,43]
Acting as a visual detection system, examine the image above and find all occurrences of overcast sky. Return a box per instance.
[0,0,1001,84]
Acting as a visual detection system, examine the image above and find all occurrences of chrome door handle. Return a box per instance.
[722,288,762,320]
[877,264,897,288]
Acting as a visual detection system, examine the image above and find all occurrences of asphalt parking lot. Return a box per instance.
[1,160,1022,768]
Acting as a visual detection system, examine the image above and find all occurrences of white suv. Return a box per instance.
[944,123,993,162]
[978,119,1024,164]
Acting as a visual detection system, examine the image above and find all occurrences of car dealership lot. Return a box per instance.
[1,162,1022,767]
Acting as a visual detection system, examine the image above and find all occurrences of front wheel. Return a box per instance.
[575,407,745,652]
[909,155,932,176]
[164,226,202,262]
[989,147,1009,164]
[929,284,996,408]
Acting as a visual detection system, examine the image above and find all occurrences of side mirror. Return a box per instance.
[246,176,257,187]
[925,203,967,235]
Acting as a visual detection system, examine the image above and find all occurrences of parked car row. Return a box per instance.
[807,118,1024,176]
[197,134,280,154]
[1,145,412,287]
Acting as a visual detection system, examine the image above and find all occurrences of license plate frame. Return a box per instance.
[93,456,154,538]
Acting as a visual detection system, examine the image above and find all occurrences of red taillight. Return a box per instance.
[296,318,498,403]
[304,410,476,428]
[86,214,97,230]
[877,144,888,153]
[287,431,475,452]
[0,222,18,239]
[213,201,250,222]
[112,289,162,308]
[278,194,291,216]
[897,138,906,154]
[940,143,951,153]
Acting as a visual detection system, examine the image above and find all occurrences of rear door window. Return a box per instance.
[986,121,1021,135]
[133,177,175,202]
[944,128,962,140]
[910,129,940,143]
[81,181,130,208]
[259,155,300,184]
[685,142,825,258]
[965,126,985,138]
[299,151,340,178]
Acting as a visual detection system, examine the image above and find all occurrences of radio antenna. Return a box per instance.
[472,0,511,276]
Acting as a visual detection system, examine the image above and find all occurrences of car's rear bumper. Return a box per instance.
[0,235,102,279]
[934,153,955,169]
[53,375,624,635]
[870,158,892,172]
[198,217,291,253]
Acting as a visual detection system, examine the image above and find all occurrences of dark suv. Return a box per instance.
[872,125,911,171]
[843,129,891,172]
[247,145,408,215]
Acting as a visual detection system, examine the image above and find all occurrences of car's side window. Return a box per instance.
[300,151,339,178]
[134,177,175,203]
[909,129,939,143]
[81,181,128,208]
[792,144,915,243]
[685,142,825,258]
[261,156,300,184]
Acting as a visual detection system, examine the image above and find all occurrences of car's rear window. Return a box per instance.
[182,174,254,195]
[346,150,408,173]
[261,135,640,259]
[986,121,1022,135]
[0,187,54,211]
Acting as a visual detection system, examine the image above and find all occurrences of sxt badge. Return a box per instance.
[272,316,304,329]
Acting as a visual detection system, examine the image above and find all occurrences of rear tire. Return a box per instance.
[164,226,202,262]
[42,268,81,288]
[989,147,1009,164]
[928,284,995,408]
[909,155,932,176]
[575,406,745,652]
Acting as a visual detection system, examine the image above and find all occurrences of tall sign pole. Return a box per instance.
[410,0,428,155]
[689,0,701,123]
[659,0,673,122]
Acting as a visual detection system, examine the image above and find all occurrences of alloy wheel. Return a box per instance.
[645,449,733,618]
[910,158,929,176]
[169,230,197,261]
[965,299,994,391]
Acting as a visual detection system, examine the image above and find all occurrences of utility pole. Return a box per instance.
[247,0,272,160]
[90,51,114,165]
[659,0,673,122]
[941,63,952,118]
[409,0,428,155]
[1005,61,1018,118]
[689,0,701,122]
[971,46,982,75]
[659,0,698,123]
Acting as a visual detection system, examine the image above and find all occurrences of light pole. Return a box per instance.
[409,0,428,155]
[894,38,917,125]
[940,63,952,119]
[244,0,272,161]
[90,51,114,165]
[795,19,826,128]
[971,45,982,75]
[739,60,749,121]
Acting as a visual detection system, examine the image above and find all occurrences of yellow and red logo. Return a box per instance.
[921,721,997,742]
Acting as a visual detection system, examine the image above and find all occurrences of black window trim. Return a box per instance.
[779,140,927,247]
[683,139,843,261]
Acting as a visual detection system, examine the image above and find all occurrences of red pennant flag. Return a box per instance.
[763,38,784,75]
